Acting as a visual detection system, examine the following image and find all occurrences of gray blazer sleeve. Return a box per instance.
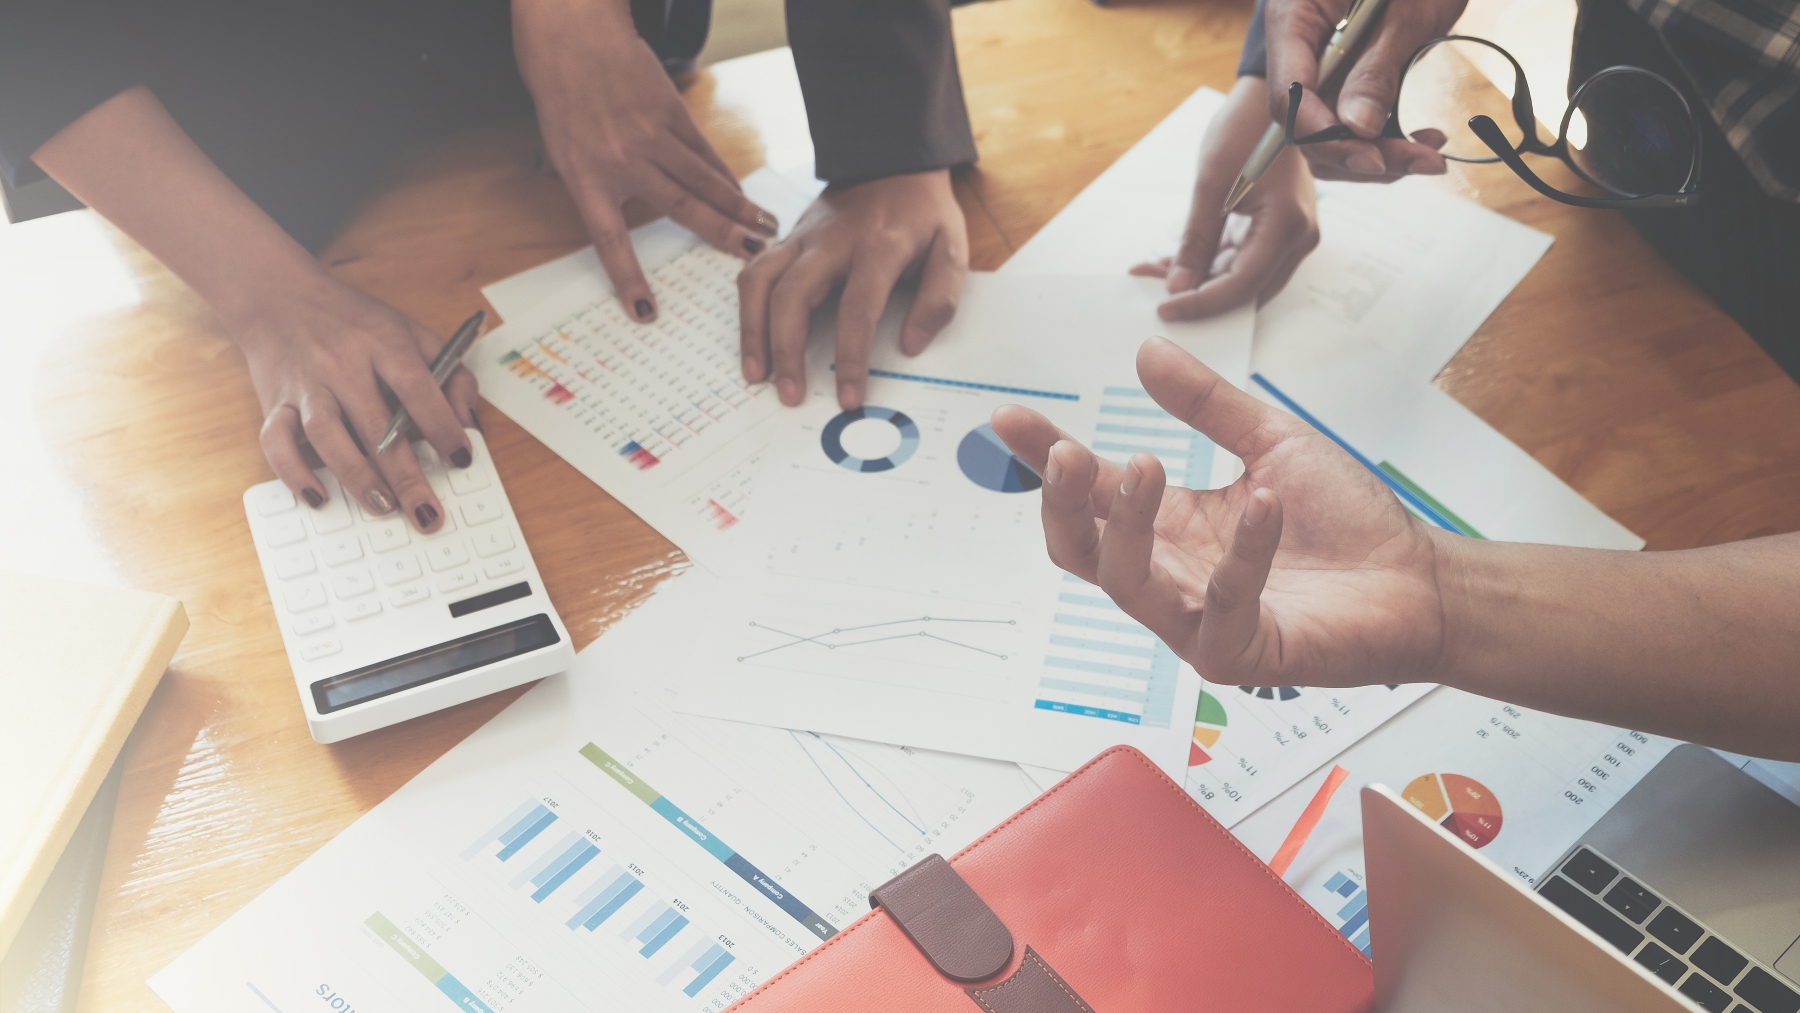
[784,0,977,183]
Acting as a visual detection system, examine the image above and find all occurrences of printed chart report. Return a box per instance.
[151,583,1040,1013]
[1183,682,1435,828]
[471,232,788,569]
[673,307,1249,774]
[1229,687,1677,957]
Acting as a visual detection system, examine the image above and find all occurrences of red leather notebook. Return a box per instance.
[728,746,1373,1013]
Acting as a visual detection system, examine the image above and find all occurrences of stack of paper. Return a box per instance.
[154,78,1675,1011]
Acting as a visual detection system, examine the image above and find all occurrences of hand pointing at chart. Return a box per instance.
[989,338,1800,762]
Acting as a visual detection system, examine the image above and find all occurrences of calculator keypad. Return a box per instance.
[246,432,538,671]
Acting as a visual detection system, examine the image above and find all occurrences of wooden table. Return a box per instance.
[4,0,1794,1006]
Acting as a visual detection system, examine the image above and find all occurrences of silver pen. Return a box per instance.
[1220,0,1395,215]
[373,309,486,455]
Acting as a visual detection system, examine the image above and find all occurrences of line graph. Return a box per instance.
[789,731,932,854]
[736,617,1016,663]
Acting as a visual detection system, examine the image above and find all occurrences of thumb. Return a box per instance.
[1334,8,1460,138]
[1198,488,1284,676]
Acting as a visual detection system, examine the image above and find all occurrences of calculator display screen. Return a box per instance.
[311,612,561,714]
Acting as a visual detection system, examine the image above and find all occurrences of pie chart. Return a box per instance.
[1402,772,1504,848]
[820,406,920,473]
[1241,685,1303,702]
[1189,690,1229,766]
[957,424,1041,493]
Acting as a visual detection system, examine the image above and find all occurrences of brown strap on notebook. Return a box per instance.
[869,854,1014,983]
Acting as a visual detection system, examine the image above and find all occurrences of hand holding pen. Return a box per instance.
[1257,0,1463,186]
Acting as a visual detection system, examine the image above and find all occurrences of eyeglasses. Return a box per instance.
[1284,35,1701,209]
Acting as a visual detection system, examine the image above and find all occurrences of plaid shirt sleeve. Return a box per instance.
[1626,0,1800,200]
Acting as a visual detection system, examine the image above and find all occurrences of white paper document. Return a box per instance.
[1000,83,1639,828]
[471,231,787,569]
[665,280,1253,776]
[151,576,1042,1013]
[1230,687,1677,956]
[1002,86,1555,384]
[481,166,826,325]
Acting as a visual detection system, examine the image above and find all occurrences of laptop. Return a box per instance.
[1364,744,1800,1013]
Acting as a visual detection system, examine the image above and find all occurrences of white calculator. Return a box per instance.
[242,429,573,743]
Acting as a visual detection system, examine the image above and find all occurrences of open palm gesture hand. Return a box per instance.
[991,338,1453,689]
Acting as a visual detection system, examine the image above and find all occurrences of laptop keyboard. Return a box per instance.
[1538,846,1800,1013]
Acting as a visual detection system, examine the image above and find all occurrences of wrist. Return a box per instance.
[1426,531,1520,689]
[208,259,341,344]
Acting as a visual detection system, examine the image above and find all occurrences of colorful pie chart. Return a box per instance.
[820,406,920,473]
[956,424,1041,493]
[1402,772,1504,848]
[1189,690,1229,766]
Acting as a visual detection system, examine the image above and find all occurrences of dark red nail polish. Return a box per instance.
[415,503,438,528]
[635,299,654,320]
[450,447,472,469]
[302,488,323,508]
[743,235,765,255]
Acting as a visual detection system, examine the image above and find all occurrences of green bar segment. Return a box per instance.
[1377,462,1485,539]
[580,743,663,805]
[366,912,448,982]
[366,912,499,1013]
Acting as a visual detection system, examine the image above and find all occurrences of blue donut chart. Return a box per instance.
[957,424,1042,493]
[820,406,920,473]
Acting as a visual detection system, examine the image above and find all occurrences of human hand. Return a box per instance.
[231,274,479,533]
[990,337,1452,687]
[514,0,776,322]
[738,170,967,408]
[1132,77,1320,320]
[1267,0,1461,180]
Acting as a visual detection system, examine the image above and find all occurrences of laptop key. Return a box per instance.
[1695,938,1751,986]
[1636,943,1688,985]
[1541,876,1645,953]
[1648,906,1704,955]
[1735,967,1800,1013]
[1683,972,1736,1012]
[1605,878,1661,924]
[1562,848,1620,894]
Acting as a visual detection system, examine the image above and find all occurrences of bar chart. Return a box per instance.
[1038,573,1181,727]
[462,792,753,1011]
[1091,386,1216,490]
[579,742,839,941]
[509,831,600,902]
[658,940,736,998]
[565,865,643,930]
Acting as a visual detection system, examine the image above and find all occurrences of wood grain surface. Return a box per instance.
[1,0,1792,1007]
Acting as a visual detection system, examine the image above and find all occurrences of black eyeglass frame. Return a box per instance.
[1282,35,1702,209]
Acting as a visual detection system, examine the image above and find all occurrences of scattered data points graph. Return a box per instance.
[736,617,1016,663]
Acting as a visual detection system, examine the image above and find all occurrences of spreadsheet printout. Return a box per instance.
[472,234,801,569]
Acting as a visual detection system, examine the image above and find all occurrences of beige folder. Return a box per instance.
[0,573,187,957]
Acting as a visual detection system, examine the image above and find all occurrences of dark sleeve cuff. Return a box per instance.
[1237,0,1270,78]
[785,0,977,182]
[0,0,147,187]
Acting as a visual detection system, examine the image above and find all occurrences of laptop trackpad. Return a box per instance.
[1580,745,1800,967]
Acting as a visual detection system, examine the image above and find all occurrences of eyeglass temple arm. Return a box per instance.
[1467,115,1698,209]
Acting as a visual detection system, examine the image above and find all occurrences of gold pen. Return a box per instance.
[373,310,486,456]
[1220,0,1395,215]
